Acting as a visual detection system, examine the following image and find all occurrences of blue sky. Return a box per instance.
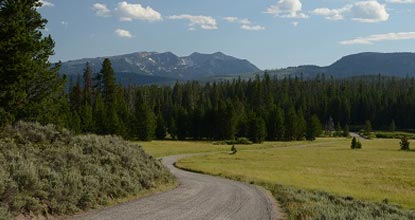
[38,0,415,69]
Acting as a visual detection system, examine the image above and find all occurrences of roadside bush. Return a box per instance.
[0,122,174,218]
[267,184,415,220]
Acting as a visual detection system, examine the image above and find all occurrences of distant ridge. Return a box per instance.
[267,52,415,78]
[59,51,261,85]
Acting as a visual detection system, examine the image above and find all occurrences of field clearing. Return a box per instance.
[139,139,337,158]
[175,138,415,209]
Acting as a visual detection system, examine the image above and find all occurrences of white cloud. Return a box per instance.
[239,18,252,25]
[223,17,239,23]
[312,1,389,23]
[92,3,111,17]
[115,29,133,38]
[265,0,308,19]
[292,21,299,26]
[39,0,54,8]
[115,1,162,22]
[340,32,415,45]
[223,17,265,31]
[312,6,351,20]
[168,14,217,30]
[223,17,251,24]
[386,0,415,3]
[352,1,389,23]
[241,25,266,31]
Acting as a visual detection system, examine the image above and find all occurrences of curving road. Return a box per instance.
[68,155,278,220]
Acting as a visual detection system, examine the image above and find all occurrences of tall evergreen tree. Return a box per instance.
[0,0,65,125]
[284,106,298,141]
[247,114,267,143]
[296,110,307,140]
[155,111,167,140]
[83,62,93,105]
[306,115,322,141]
[266,106,285,141]
[134,90,156,141]
[93,94,106,134]
[101,59,117,105]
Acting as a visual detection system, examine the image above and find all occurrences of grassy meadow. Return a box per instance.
[139,137,415,219]
[140,139,336,158]
[175,138,415,209]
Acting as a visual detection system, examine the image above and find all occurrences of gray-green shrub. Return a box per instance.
[267,184,415,220]
[0,122,173,218]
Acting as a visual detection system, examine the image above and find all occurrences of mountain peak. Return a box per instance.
[59,51,261,84]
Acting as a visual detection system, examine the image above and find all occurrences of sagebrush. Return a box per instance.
[268,184,415,220]
[0,122,173,218]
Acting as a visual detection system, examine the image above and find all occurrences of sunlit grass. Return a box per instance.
[176,138,415,209]
[139,138,337,158]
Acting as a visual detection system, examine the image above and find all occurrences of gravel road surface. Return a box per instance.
[68,154,277,220]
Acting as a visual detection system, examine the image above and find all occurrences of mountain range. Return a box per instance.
[60,52,415,85]
[59,51,260,85]
[269,52,415,79]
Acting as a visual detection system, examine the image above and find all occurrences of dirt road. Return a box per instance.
[68,155,277,220]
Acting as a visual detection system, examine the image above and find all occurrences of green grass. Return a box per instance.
[140,138,337,158]
[175,138,415,210]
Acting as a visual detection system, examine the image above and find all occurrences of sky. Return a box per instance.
[38,0,415,70]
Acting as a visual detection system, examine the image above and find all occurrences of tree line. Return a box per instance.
[63,60,415,143]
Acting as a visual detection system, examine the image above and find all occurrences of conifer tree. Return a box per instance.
[266,106,284,141]
[296,110,307,140]
[155,112,167,140]
[176,107,189,140]
[79,104,94,133]
[247,114,267,143]
[83,62,93,105]
[93,94,106,134]
[70,76,82,112]
[306,115,322,141]
[0,0,65,125]
[284,106,298,141]
[101,59,117,105]
[134,91,156,141]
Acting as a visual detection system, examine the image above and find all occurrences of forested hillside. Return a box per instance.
[65,61,415,142]
[267,52,415,79]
